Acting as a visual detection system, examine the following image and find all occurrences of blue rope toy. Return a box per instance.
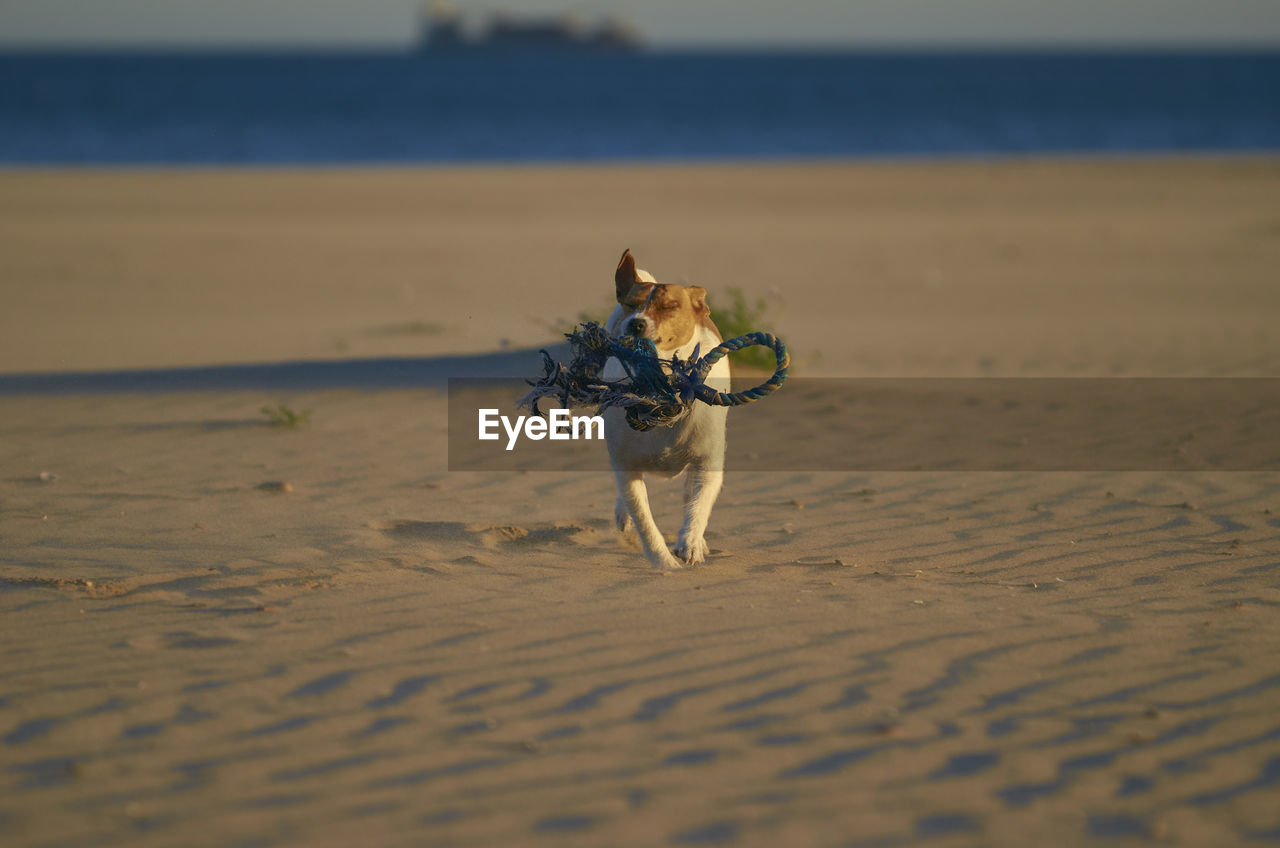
[519,322,790,431]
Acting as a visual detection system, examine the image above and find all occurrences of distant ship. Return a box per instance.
[419,2,641,52]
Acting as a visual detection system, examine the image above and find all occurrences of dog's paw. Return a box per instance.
[644,549,683,571]
[674,535,709,566]
[614,500,637,545]
[614,498,633,532]
[655,556,684,572]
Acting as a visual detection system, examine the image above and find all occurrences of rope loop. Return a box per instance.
[692,331,790,408]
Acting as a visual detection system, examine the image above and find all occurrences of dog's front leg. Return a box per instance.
[675,466,722,565]
[615,470,682,571]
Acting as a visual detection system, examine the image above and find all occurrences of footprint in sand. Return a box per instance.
[369,519,600,550]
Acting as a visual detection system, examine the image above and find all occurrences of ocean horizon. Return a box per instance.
[1,49,1277,165]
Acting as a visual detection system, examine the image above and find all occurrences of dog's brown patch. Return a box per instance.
[614,250,721,351]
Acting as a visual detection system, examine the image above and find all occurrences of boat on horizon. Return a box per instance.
[417,2,642,53]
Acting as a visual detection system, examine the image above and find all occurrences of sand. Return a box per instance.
[1,158,1279,847]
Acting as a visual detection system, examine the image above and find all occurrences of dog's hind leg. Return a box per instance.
[615,471,682,571]
[675,465,721,565]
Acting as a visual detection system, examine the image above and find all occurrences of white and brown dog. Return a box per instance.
[604,249,730,571]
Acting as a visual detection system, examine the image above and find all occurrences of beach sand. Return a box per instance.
[1,158,1279,847]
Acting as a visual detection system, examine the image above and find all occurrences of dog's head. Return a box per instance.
[612,249,711,351]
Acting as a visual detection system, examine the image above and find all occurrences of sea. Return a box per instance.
[0,50,1277,164]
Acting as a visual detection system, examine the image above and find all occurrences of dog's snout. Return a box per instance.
[626,317,647,336]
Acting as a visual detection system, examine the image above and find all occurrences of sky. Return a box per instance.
[2,0,1279,49]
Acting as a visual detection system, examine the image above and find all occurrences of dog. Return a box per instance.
[603,249,730,571]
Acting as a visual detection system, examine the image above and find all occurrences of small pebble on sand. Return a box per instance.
[256,481,293,493]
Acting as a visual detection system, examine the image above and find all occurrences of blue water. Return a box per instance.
[0,51,1277,164]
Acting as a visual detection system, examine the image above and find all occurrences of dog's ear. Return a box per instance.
[689,286,710,318]
[615,249,641,301]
